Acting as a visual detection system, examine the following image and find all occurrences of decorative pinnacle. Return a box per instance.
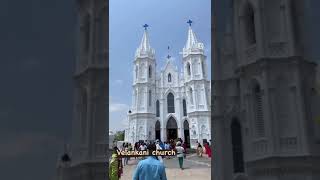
[187,19,193,26]
[167,46,171,59]
[143,24,149,30]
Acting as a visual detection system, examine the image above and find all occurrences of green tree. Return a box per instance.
[114,130,125,142]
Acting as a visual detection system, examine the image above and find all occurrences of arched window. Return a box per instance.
[187,63,191,76]
[167,93,175,113]
[183,99,187,116]
[189,88,194,104]
[196,86,203,105]
[231,119,245,173]
[253,83,265,137]
[194,62,199,75]
[148,65,152,78]
[293,2,302,43]
[148,90,152,106]
[201,61,205,76]
[84,14,91,52]
[155,120,161,140]
[243,3,256,45]
[140,64,145,77]
[133,89,138,106]
[81,89,87,142]
[135,65,138,79]
[168,73,172,82]
[156,100,160,117]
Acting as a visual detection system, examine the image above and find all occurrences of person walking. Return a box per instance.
[183,142,187,153]
[134,142,138,159]
[164,142,170,159]
[175,141,185,170]
[196,141,199,156]
[140,143,147,160]
[124,144,129,165]
[197,143,203,157]
[204,142,212,158]
[109,147,123,180]
[133,143,167,180]
[155,140,163,163]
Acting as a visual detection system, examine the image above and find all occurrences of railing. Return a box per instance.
[268,42,287,57]
[280,137,297,151]
[252,139,268,155]
[182,43,204,57]
[75,51,107,74]
[135,48,155,59]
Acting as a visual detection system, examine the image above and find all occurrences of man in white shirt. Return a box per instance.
[139,143,147,159]
[155,140,163,163]
[175,142,185,170]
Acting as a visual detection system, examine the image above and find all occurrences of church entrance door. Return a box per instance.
[166,117,178,141]
[155,120,160,140]
[183,120,190,148]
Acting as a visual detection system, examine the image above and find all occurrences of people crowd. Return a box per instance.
[109,138,212,180]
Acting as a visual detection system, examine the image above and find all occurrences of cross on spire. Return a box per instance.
[167,46,171,59]
[187,19,193,26]
[143,24,149,30]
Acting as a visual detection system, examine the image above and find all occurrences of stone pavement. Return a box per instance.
[120,154,211,180]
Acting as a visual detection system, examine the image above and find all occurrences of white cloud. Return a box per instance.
[121,118,129,128]
[109,101,129,113]
[110,103,129,112]
[109,97,130,131]
[114,79,124,85]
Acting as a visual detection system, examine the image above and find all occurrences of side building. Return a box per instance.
[212,0,320,180]
[56,0,108,179]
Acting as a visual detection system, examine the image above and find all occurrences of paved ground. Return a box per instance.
[120,154,211,180]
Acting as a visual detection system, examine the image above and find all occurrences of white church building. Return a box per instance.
[124,22,211,148]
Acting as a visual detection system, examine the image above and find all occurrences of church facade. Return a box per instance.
[124,23,211,148]
[212,0,320,180]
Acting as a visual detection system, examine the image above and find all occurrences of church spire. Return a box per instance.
[182,20,204,58]
[185,20,198,49]
[139,24,151,51]
[136,24,155,59]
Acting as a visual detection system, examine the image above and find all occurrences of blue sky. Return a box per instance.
[109,0,211,132]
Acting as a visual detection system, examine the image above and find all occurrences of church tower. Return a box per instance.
[127,25,157,143]
[182,20,211,148]
[56,0,107,179]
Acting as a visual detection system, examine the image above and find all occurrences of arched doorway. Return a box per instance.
[183,120,190,148]
[80,89,87,143]
[231,118,245,173]
[166,116,178,141]
[155,120,161,140]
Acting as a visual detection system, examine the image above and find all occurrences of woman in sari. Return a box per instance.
[204,142,212,158]
[197,143,203,157]
[109,147,123,180]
